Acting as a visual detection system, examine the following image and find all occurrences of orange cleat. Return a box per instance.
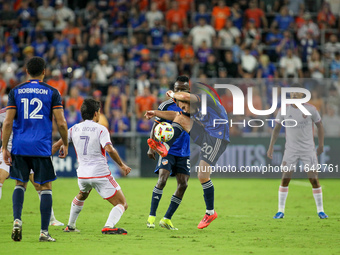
[147,138,168,157]
[101,227,127,235]
[197,211,218,229]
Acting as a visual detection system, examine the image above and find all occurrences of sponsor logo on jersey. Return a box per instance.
[162,159,168,165]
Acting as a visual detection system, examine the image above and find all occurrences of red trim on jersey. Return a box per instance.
[104,190,117,200]
[101,146,105,157]
[78,173,111,179]
[106,175,119,188]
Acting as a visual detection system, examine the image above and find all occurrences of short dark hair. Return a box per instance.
[174,75,190,92]
[81,99,101,120]
[26,57,45,77]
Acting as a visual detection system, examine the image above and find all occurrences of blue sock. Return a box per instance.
[165,122,183,147]
[40,190,52,232]
[13,185,26,220]
[149,186,163,216]
[202,180,214,212]
[164,195,182,219]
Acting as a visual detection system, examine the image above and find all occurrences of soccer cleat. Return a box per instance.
[318,212,328,219]
[39,232,56,242]
[147,216,156,228]
[197,211,218,229]
[159,218,178,230]
[63,225,80,232]
[50,219,65,226]
[147,139,168,157]
[11,219,22,242]
[101,227,127,235]
[273,212,284,219]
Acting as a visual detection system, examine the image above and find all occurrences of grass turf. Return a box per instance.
[0,178,339,255]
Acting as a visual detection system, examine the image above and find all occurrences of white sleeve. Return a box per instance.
[0,109,7,123]
[68,127,72,143]
[99,127,112,149]
[311,107,321,123]
[275,109,284,124]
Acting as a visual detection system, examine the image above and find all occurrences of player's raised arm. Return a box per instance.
[105,144,131,176]
[167,90,199,103]
[53,108,69,158]
[145,110,179,121]
[267,122,282,159]
[315,121,324,155]
[2,109,16,166]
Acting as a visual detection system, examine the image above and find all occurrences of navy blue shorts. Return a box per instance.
[190,121,228,165]
[154,154,190,176]
[10,155,56,184]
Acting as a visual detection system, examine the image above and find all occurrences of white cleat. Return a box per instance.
[50,219,64,226]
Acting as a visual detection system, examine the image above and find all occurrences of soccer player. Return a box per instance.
[267,85,328,219]
[2,57,69,242]
[146,76,190,230]
[52,99,131,234]
[0,107,64,226]
[145,88,230,229]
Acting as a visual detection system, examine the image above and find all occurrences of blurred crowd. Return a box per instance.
[1,0,340,137]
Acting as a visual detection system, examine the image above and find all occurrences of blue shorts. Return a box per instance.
[154,154,190,176]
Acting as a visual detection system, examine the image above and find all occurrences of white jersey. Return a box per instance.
[276,104,321,154]
[0,108,12,152]
[69,120,112,178]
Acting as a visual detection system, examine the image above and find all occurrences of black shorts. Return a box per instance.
[154,154,190,176]
[190,121,228,165]
[10,155,56,184]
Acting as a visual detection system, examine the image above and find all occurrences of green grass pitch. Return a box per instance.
[0,178,339,255]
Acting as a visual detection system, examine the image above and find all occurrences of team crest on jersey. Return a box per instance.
[302,114,307,118]
[162,159,168,165]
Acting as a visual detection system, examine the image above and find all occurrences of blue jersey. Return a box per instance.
[155,99,190,157]
[193,94,230,142]
[7,79,63,157]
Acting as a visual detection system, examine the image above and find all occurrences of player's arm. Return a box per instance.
[105,144,131,176]
[315,121,324,155]
[147,122,157,160]
[267,122,282,159]
[166,90,199,103]
[2,109,16,166]
[145,110,179,121]
[53,108,68,158]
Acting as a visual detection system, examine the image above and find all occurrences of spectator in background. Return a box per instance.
[146,2,164,28]
[70,69,91,97]
[317,2,336,29]
[323,105,340,137]
[308,49,325,79]
[326,84,340,115]
[243,19,261,47]
[115,55,129,77]
[190,18,215,50]
[85,36,101,62]
[231,37,242,64]
[37,0,55,30]
[79,1,98,26]
[203,54,219,78]
[49,32,71,60]
[211,0,231,31]
[55,0,75,30]
[159,42,174,59]
[218,18,241,48]
[48,69,68,97]
[196,41,213,65]
[147,18,166,47]
[239,47,257,77]
[66,87,84,111]
[221,88,233,114]
[105,85,127,118]
[158,53,178,81]
[166,1,187,30]
[0,73,7,97]
[0,53,18,85]
[62,21,82,46]
[135,72,151,96]
[135,49,155,78]
[85,18,103,45]
[129,6,147,31]
[222,50,238,78]
[244,0,267,29]
[135,87,157,119]
[279,48,303,78]
[128,35,145,62]
[64,104,82,128]
[265,26,283,62]
[179,39,195,74]
[300,31,317,63]
[286,0,304,16]
[177,0,194,14]
[276,30,297,57]
[309,89,325,116]
[92,54,114,95]
[157,76,170,103]
[168,23,184,44]
[324,34,340,60]
[230,2,243,30]
[297,12,320,40]
[257,54,278,79]
[31,34,49,58]
[0,3,18,31]
[271,5,294,30]
[17,0,36,29]
[137,118,154,134]
[109,109,130,134]
[330,52,340,80]
[195,3,211,24]
[111,70,130,95]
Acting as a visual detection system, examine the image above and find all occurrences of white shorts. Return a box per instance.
[0,151,34,175]
[78,174,121,199]
[282,150,318,172]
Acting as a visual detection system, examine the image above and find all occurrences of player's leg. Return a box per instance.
[273,153,297,219]
[160,157,190,230]
[147,167,170,228]
[64,188,90,232]
[10,155,31,242]
[29,173,64,226]
[0,168,10,199]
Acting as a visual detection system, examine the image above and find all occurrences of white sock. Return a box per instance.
[206,209,214,215]
[278,186,288,213]
[313,187,324,213]
[37,190,56,221]
[68,197,84,228]
[0,183,3,199]
[104,204,125,228]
